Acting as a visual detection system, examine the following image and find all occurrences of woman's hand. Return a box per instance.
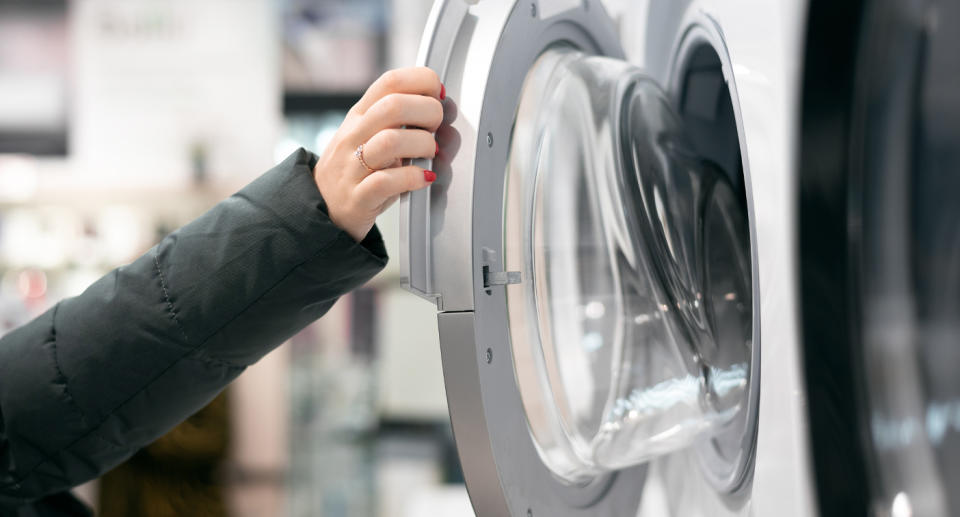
[313,67,445,242]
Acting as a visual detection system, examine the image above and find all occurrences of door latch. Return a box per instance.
[484,268,522,287]
[481,247,521,293]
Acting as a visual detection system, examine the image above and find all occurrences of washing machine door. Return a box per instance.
[399,1,763,515]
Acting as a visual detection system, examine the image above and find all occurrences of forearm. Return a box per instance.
[0,148,387,505]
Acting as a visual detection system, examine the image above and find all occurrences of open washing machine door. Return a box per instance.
[400,1,813,515]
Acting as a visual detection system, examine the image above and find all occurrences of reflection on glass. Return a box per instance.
[505,48,753,483]
[854,2,960,514]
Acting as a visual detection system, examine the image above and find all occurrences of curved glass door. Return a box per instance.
[504,47,754,484]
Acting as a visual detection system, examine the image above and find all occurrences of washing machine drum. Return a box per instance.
[401,1,761,515]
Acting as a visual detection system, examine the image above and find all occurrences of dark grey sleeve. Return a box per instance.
[0,148,387,508]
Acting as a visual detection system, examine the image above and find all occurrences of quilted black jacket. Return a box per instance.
[0,149,388,515]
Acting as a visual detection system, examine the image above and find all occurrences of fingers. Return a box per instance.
[354,67,443,114]
[333,67,445,215]
[356,165,435,203]
[353,93,444,142]
[361,129,438,171]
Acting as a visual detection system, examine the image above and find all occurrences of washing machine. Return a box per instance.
[398,0,960,516]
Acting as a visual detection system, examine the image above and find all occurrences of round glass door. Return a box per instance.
[504,47,755,485]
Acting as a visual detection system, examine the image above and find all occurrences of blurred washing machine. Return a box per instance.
[399,0,960,516]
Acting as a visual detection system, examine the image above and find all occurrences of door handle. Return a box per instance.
[399,0,469,308]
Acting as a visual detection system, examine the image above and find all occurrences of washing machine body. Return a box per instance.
[399,1,815,515]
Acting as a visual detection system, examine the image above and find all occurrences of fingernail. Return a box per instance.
[424,170,437,182]
[435,141,440,156]
[440,83,446,101]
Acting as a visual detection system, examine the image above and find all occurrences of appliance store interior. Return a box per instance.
[0,1,957,516]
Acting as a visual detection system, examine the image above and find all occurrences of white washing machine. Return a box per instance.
[398,1,960,516]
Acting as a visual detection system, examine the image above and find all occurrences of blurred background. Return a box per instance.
[0,0,475,515]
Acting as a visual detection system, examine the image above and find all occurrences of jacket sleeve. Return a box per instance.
[0,148,388,507]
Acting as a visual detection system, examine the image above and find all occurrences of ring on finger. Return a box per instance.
[355,144,376,173]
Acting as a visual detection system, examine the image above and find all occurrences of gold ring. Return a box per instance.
[355,144,375,173]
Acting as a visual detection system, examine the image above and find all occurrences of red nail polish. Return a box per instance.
[435,141,440,156]
[424,170,437,182]
[440,83,446,101]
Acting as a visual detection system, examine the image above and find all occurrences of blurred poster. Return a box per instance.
[0,0,69,155]
[282,0,386,93]
[70,0,280,190]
